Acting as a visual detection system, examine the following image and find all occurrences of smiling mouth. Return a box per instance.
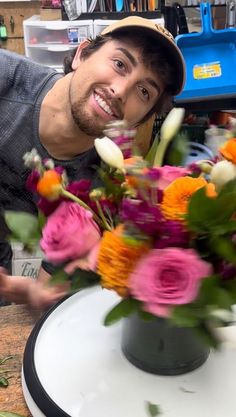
[94,91,123,119]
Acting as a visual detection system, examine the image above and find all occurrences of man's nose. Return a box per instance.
[109,77,132,103]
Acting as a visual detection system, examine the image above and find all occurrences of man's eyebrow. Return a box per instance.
[116,47,137,67]
[145,78,161,95]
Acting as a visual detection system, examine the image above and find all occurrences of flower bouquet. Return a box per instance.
[5,109,236,355]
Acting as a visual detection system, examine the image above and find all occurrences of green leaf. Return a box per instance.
[50,268,69,286]
[98,167,125,202]
[4,211,40,245]
[186,185,236,234]
[196,275,220,305]
[0,413,26,417]
[222,280,236,303]
[0,356,13,366]
[171,305,201,327]
[193,322,221,350]
[70,269,100,291]
[211,220,236,235]
[164,132,189,166]
[213,287,234,310]
[104,298,141,326]
[146,401,162,416]
[138,310,155,321]
[0,377,9,387]
[38,210,47,232]
[210,236,236,265]
[145,135,160,166]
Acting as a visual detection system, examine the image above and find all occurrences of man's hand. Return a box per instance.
[0,267,69,310]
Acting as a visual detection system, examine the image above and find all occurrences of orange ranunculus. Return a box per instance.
[97,226,151,297]
[205,182,217,198]
[161,176,207,221]
[220,138,236,164]
[37,170,63,201]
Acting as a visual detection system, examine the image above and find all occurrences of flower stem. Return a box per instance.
[95,201,112,231]
[61,189,106,229]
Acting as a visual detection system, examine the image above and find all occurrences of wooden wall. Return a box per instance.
[0,1,40,54]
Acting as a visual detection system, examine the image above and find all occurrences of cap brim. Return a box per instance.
[101,20,185,96]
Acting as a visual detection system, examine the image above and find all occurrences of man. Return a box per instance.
[0,16,185,307]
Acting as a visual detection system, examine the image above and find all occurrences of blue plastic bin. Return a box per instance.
[175,2,236,103]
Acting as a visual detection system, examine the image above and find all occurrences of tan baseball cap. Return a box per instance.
[101,16,185,96]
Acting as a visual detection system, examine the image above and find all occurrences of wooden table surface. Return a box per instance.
[0,304,39,416]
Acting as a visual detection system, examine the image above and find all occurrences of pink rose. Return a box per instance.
[158,165,191,190]
[40,202,101,264]
[129,248,212,317]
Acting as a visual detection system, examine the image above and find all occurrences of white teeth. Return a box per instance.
[94,93,113,116]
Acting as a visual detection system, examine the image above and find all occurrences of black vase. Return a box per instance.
[121,313,210,375]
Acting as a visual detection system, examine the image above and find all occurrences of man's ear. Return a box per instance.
[72,39,91,70]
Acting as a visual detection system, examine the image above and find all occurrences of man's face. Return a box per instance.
[69,39,164,137]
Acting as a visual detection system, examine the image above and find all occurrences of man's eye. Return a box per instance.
[139,86,150,100]
[114,60,125,70]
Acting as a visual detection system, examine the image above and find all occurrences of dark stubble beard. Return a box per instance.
[70,95,105,138]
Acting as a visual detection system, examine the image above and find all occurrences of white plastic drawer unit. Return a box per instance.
[93,17,165,37]
[23,16,93,71]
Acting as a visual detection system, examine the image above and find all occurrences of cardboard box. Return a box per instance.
[40,8,62,21]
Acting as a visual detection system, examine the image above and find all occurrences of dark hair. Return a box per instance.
[63,31,175,121]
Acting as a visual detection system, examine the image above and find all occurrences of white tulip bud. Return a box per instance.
[94,136,124,171]
[160,107,185,142]
[210,160,236,191]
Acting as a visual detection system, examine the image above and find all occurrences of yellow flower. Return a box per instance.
[161,176,207,221]
[97,226,150,296]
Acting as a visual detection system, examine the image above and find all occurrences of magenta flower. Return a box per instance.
[120,199,164,236]
[218,262,236,280]
[38,198,61,217]
[113,135,133,159]
[129,248,212,317]
[26,171,40,192]
[40,201,101,264]
[67,180,91,203]
[154,220,190,249]
[157,165,191,190]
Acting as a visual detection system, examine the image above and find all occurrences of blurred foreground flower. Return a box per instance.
[94,137,124,170]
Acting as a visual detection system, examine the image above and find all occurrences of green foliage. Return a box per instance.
[145,132,188,168]
[145,134,160,166]
[163,132,189,166]
[104,298,141,326]
[50,268,69,286]
[50,268,100,292]
[193,322,221,350]
[171,275,236,348]
[70,269,100,292]
[4,211,41,252]
[186,181,236,264]
[210,236,236,265]
[0,377,9,387]
[38,210,47,232]
[187,180,236,234]
[146,402,162,416]
[0,413,25,417]
[0,356,14,388]
[98,164,125,203]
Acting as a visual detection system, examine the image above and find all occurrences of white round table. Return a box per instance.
[22,286,236,417]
